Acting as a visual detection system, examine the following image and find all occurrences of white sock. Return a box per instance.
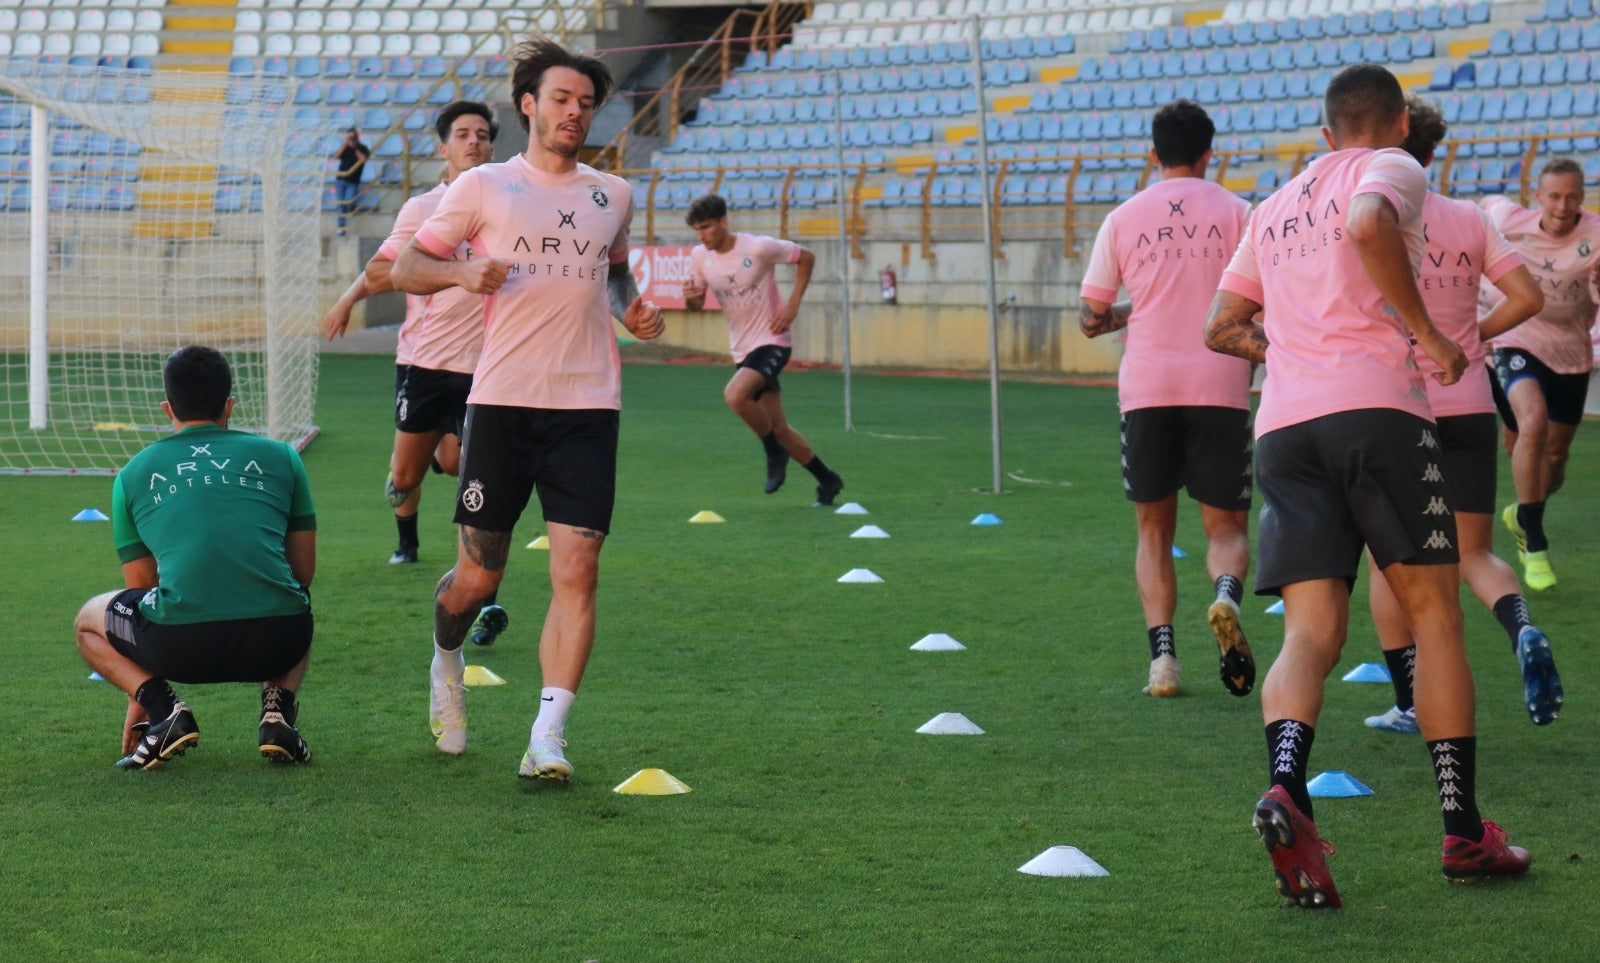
[530,687,575,739]
[431,638,465,682]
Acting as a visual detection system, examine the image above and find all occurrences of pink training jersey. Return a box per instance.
[378,182,485,376]
[415,154,633,410]
[1080,176,1253,412]
[1479,194,1600,374]
[689,233,803,362]
[1218,148,1431,437]
[1415,192,1524,417]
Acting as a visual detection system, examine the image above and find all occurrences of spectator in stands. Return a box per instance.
[1205,63,1531,908]
[681,193,844,505]
[331,127,370,236]
[1479,157,1600,591]
[1077,99,1255,701]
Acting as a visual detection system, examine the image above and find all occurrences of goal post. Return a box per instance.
[0,59,321,475]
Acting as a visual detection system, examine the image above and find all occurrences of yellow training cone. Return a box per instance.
[613,768,692,795]
[688,510,725,524]
[463,665,505,687]
[525,535,550,550]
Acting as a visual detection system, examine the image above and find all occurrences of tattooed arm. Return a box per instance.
[1204,290,1269,365]
[1078,298,1132,338]
[608,260,665,340]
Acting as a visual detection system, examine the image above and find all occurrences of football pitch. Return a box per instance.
[2,355,1596,961]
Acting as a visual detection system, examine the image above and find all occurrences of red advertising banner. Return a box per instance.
[627,245,718,310]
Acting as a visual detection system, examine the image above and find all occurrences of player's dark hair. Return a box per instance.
[435,100,498,143]
[1323,63,1406,141]
[510,36,613,133]
[1400,95,1447,168]
[686,193,728,225]
[1540,157,1583,181]
[1151,99,1214,168]
[163,345,232,422]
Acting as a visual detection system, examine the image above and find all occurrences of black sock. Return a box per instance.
[759,431,785,458]
[396,513,419,548]
[484,589,497,608]
[802,454,835,481]
[1428,736,1484,839]
[1492,593,1533,651]
[1214,573,1244,606]
[1265,719,1316,821]
[262,685,297,724]
[1382,645,1417,713]
[1147,625,1175,660]
[1518,502,1548,552]
[134,678,178,720]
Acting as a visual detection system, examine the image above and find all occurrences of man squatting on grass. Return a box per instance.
[1361,96,1562,735]
[75,346,317,770]
[681,193,846,505]
[391,38,665,781]
[322,99,511,648]
[1204,63,1531,908]
[1077,98,1256,701]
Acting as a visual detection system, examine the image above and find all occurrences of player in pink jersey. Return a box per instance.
[1479,158,1600,591]
[390,38,665,782]
[1205,65,1530,907]
[681,194,845,504]
[1363,97,1560,733]
[1078,99,1255,701]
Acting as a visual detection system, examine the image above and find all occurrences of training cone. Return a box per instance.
[525,535,549,550]
[971,513,1003,526]
[837,568,884,583]
[834,502,869,515]
[689,510,725,524]
[916,712,984,734]
[1341,662,1393,683]
[1307,770,1374,798]
[1172,545,1188,558]
[462,665,505,687]
[72,508,109,522]
[850,525,890,538]
[88,671,105,682]
[1265,599,1285,615]
[613,768,692,795]
[1018,846,1110,878]
[910,633,966,651]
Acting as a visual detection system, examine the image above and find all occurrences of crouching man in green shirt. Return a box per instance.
[74,345,318,770]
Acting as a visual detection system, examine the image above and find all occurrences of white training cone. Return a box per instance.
[834,502,868,515]
[916,712,984,734]
[910,633,966,651]
[850,525,890,538]
[837,568,884,583]
[1018,846,1110,877]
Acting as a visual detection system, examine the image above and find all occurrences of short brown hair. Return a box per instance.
[1540,157,1583,181]
[686,193,727,225]
[1323,63,1406,141]
[510,36,613,133]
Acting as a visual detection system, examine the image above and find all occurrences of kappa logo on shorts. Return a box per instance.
[398,396,409,423]
[1509,354,1527,371]
[462,479,485,513]
[1418,430,1440,449]
[1423,496,1451,516]
[141,589,157,607]
[1422,462,1443,483]
[1423,530,1454,550]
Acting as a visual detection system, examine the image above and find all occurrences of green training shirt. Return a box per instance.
[111,424,316,625]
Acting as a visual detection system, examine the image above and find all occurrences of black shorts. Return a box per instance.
[104,588,313,685]
[1120,406,1253,510]
[396,365,473,435]
[1254,409,1459,596]
[1493,348,1591,426]
[736,345,792,399]
[1435,413,1499,514]
[455,404,619,533]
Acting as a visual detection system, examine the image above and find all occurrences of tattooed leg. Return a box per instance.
[434,526,511,651]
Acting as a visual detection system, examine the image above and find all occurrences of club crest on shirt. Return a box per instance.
[462,479,485,513]
[1580,239,1592,258]
[590,185,609,208]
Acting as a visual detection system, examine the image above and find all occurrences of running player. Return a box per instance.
[1078,99,1255,700]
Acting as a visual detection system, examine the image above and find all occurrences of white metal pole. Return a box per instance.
[833,68,854,431]
[968,16,1003,493]
[28,104,49,431]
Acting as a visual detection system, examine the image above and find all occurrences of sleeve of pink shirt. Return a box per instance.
[759,235,803,265]
[1477,206,1525,284]
[1355,149,1427,226]
[377,195,428,261]
[1217,214,1264,304]
[1079,210,1121,304]
[413,168,482,259]
[608,182,633,265]
[689,246,708,286]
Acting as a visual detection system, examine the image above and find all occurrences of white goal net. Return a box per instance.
[0,60,320,475]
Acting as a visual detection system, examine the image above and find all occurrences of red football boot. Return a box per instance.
[1253,785,1342,909]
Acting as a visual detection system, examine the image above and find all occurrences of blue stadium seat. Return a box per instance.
[1513,28,1537,54]
[1453,62,1478,88]
[292,57,319,80]
[1536,26,1560,53]
[1481,90,1506,122]
[262,56,288,77]
[1584,22,1600,49]
[1552,86,1576,117]
[1429,64,1454,90]
[323,57,352,79]
[356,57,384,78]
[293,81,320,105]
[1446,3,1470,29]
[1485,29,1512,56]
[392,81,420,105]
[229,56,254,75]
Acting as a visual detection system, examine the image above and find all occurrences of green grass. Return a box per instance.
[2,355,1597,962]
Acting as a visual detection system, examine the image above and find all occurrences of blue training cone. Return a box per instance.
[1341,662,1393,683]
[1265,599,1285,615]
[971,513,1003,526]
[1171,545,1188,558]
[1307,770,1374,798]
[72,508,109,522]
[88,671,105,682]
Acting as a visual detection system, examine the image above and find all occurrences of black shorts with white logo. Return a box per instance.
[104,588,313,685]
[1254,409,1459,596]
[736,345,792,399]
[396,365,473,435]
[454,404,620,534]
[1120,405,1253,510]
[1493,347,1591,427]
[1435,412,1499,515]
